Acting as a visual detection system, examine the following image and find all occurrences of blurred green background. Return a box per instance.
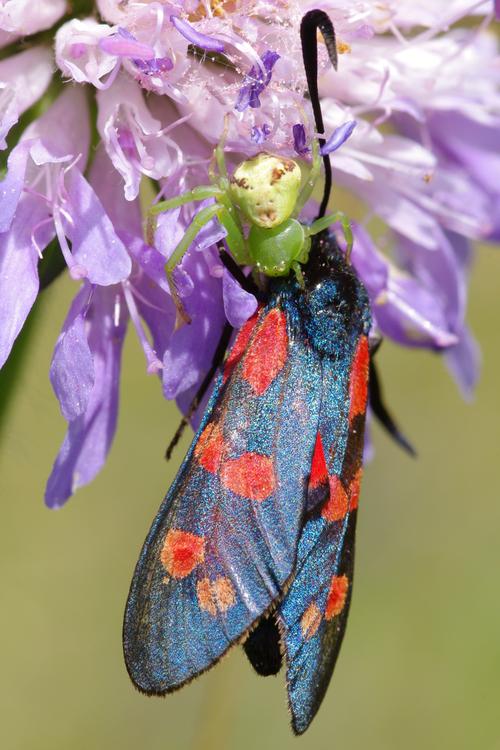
[0,245,499,750]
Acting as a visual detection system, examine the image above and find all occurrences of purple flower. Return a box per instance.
[0,0,498,504]
[235,50,280,112]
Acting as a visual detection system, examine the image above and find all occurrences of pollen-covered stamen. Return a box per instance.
[122,281,163,374]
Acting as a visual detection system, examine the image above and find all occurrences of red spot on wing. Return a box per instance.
[242,309,288,395]
[197,576,236,616]
[223,312,259,382]
[221,452,275,501]
[349,468,363,511]
[325,574,349,620]
[301,602,322,640]
[321,475,349,522]
[348,336,369,423]
[160,529,205,579]
[195,423,225,474]
[309,433,328,489]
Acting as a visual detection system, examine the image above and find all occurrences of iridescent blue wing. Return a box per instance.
[123,303,322,693]
[277,334,370,734]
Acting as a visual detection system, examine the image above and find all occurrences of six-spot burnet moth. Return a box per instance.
[123,9,412,735]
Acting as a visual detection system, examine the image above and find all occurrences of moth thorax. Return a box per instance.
[230,153,301,229]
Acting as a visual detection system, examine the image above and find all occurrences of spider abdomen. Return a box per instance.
[248,218,310,277]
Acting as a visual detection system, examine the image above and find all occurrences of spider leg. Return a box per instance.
[305,210,353,261]
[146,186,223,244]
[166,204,248,324]
[294,139,321,217]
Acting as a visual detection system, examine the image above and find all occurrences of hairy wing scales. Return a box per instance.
[124,303,322,693]
[278,336,369,734]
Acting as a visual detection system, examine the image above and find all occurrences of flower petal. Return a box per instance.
[49,284,95,422]
[0,140,30,233]
[445,325,481,400]
[45,287,128,508]
[0,0,66,37]
[0,46,53,149]
[162,250,225,400]
[55,18,118,88]
[22,86,90,166]
[170,15,225,52]
[88,143,142,237]
[0,195,53,368]
[63,168,132,285]
[320,120,357,155]
[222,269,257,328]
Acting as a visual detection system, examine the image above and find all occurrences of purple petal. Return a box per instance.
[351,224,457,349]
[320,120,357,156]
[99,28,155,59]
[23,86,90,166]
[49,284,95,422]
[155,208,194,298]
[162,251,225,400]
[133,271,175,366]
[126,233,170,295]
[0,195,53,369]
[88,143,142,237]
[235,50,280,112]
[45,287,128,508]
[193,203,226,251]
[64,168,132,285]
[396,229,470,335]
[0,141,30,233]
[351,223,388,297]
[373,274,458,349]
[0,46,53,149]
[444,325,481,400]
[495,0,500,19]
[170,15,225,52]
[133,56,173,75]
[251,124,271,145]
[292,124,310,156]
[222,269,258,328]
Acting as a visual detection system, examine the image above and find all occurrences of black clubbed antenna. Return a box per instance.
[300,10,338,219]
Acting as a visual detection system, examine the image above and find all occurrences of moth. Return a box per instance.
[123,10,410,734]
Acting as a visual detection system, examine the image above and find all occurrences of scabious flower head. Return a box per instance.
[0,0,498,505]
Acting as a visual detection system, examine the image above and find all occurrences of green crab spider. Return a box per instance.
[147,131,353,324]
